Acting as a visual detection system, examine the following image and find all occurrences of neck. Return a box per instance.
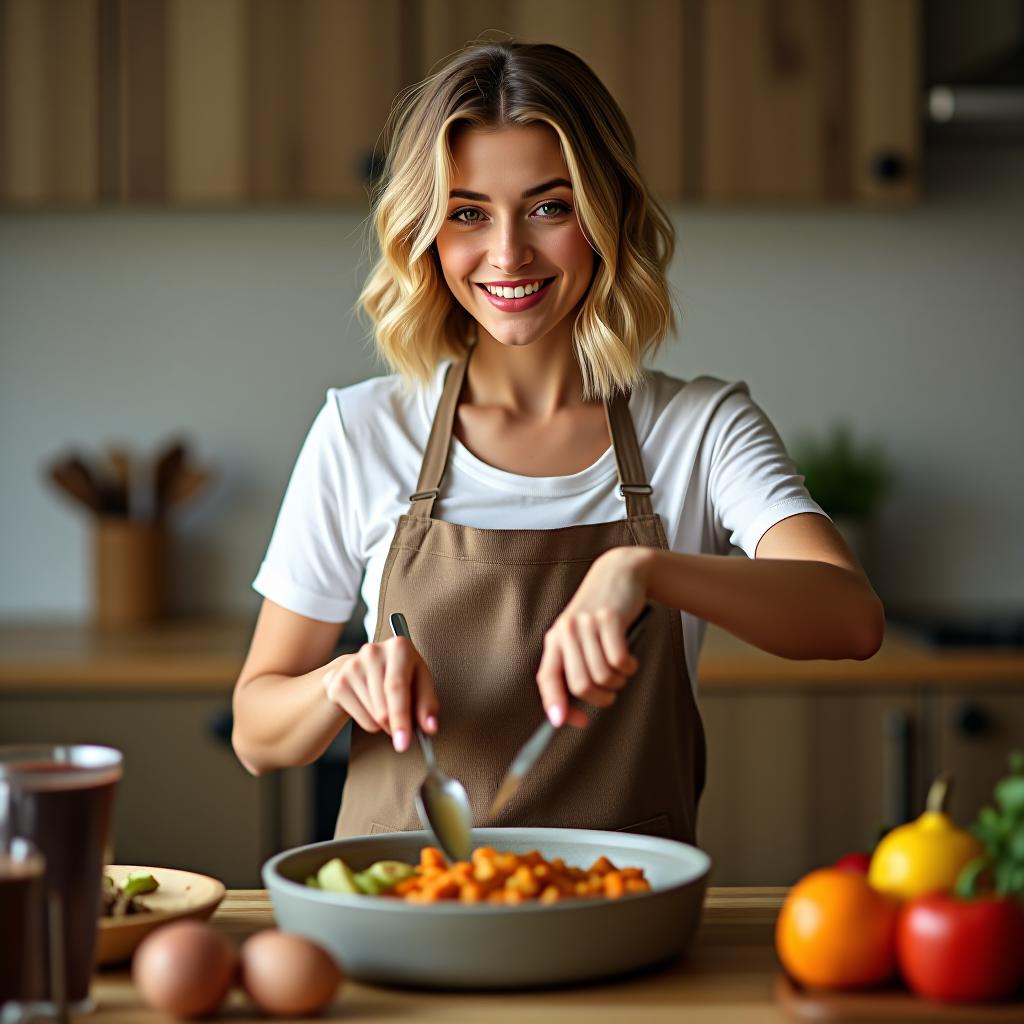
[465,324,592,419]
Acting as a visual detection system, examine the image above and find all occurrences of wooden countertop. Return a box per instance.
[1,617,1022,693]
[88,886,791,1023]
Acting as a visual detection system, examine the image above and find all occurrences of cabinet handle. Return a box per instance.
[208,708,233,745]
[870,151,909,183]
[955,702,991,738]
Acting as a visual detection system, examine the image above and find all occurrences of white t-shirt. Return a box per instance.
[253,363,827,690]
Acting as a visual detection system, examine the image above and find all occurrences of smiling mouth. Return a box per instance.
[474,277,556,298]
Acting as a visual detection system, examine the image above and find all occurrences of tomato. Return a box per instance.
[834,852,871,874]
[897,893,1024,1003]
[776,868,900,990]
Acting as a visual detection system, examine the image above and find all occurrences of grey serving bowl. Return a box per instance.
[262,827,711,990]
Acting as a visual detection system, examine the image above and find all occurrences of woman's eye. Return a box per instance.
[448,207,483,224]
[536,201,571,217]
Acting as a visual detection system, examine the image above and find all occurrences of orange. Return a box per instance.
[775,867,900,990]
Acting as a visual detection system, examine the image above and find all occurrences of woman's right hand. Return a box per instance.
[322,636,440,753]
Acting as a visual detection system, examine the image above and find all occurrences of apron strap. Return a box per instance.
[408,354,469,519]
[605,390,654,518]
[409,352,653,520]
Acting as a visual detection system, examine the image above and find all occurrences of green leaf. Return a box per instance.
[955,855,991,899]
[1009,750,1024,775]
[995,777,1024,815]
[1009,828,1024,862]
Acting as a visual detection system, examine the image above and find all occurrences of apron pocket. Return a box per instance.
[369,821,400,835]
[616,813,674,839]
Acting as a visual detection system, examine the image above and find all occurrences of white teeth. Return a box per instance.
[485,279,546,298]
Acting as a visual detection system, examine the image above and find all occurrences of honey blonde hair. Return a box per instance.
[357,40,676,400]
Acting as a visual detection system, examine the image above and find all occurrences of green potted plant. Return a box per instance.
[789,423,892,565]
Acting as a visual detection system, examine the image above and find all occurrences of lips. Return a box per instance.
[474,277,556,312]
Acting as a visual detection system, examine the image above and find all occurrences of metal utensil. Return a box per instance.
[489,603,654,817]
[389,612,473,863]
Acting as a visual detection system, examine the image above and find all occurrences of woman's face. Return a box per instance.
[434,124,596,350]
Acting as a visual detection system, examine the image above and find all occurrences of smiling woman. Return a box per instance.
[232,40,883,854]
[359,42,675,399]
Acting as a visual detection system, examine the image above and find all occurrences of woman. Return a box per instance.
[232,41,884,844]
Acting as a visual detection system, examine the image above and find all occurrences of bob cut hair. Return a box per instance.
[358,39,676,400]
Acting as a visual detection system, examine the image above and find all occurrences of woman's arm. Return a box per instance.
[634,511,885,660]
[231,599,350,775]
[536,512,884,727]
[232,598,443,774]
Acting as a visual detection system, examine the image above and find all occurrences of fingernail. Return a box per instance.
[425,715,438,733]
[393,729,408,752]
[547,705,564,727]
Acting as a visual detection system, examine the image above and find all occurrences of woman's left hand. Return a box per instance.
[536,547,650,730]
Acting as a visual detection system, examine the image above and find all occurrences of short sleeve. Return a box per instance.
[707,385,829,558]
[252,393,364,622]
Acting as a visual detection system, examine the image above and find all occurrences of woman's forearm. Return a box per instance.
[231,657,352,775]
[631,548,885,660]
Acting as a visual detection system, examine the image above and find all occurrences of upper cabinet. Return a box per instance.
[0,0,920,207]
[0,0,405,205]
[700,0,919,204]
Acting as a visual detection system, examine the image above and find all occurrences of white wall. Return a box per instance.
[2,143,1022,621]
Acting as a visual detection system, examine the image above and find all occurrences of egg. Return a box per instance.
[240,929,343,1017]
[132,919,237,1019]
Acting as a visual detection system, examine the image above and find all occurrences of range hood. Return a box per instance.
[926,0,1024,139]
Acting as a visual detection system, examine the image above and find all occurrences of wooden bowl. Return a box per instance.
[96,865,225,967]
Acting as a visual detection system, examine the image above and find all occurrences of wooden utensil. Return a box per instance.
[165,467,211,509]
[46,456,105,514]
[153,440,188,517]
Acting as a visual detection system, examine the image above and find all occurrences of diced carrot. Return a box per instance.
[420,847,446,870]
[603,872,626,899]
[589,856,616,875]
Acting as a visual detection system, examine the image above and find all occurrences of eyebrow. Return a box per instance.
[448,177,573,202]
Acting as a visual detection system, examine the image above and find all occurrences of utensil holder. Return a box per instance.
[94,518,165,629]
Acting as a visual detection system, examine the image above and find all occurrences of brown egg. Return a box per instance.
[132,919,237,1019]
[240,929,343,1017]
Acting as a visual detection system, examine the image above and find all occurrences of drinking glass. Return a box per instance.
[0,745,123,1018]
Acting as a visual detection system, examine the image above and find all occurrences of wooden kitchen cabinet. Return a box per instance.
[697,683,1024,885]
[697,687,930,885]
[416,0,690,202]
[0,0,102,204]
[0,692,307,888]
[117,0,405,203]
[419,0,921,205]
[701,0,920,203]
[934,690,1024,826]
[1,0,405,205]
[2,0,920,207]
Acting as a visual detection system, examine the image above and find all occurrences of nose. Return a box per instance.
[488,215,533,275]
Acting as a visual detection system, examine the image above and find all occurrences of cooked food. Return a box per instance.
[307,847,651,904]
[101,871,159,917]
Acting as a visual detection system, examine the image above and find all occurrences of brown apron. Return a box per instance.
[335,350,706,843]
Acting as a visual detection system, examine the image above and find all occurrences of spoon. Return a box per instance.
[389,612,473,863]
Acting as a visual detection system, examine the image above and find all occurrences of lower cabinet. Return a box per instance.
[696,686,1023,886]
[0,693,312,888]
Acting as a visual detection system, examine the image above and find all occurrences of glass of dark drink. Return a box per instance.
[0,836,46,1018]
[0,745,123,1018]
